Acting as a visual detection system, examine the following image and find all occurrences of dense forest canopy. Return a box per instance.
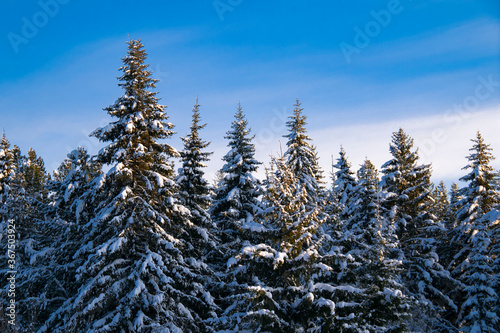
[1,40,499,333]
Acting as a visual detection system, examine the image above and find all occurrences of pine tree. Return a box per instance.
[283,99,324,206]
[381,128,433,238]
[322,159,341,252]
[450,182,463,224]
[333,146,357,225]
[6,147,105,332]
[450,132,500,332]
[209,103,264,330]
[381,128,458,331]
[0,132,15,215]
[454,132,499,239]
[0,145,56,331]
[319,159,411,332]
[42,39,216,333]
[47,147,102,221]
[431,181,453,226]
[175,99,217,257]
[457,221,499,332]
[210,103,264,254]
[219,154,328,331]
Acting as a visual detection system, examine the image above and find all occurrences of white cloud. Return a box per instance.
[309,106,500,185]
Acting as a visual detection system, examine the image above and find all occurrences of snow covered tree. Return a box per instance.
[456,220,499,332]
[41,39,216,333]
[283,99,324,207]
[210,103,264,254]
[449,182,463,225]
[453,132,499,240]
[208,103,264,330]
[47,147,102,222]
[449,132,500,332]
[317,159,412,332]
[332,146,357,225]
[431,181,453,226]
[24,148,49,200]
[0,144,58,331]
[0,132,15,215]
[381,128,458,331]
[381,128,433,237]
[175,99,216,256]
[4,147,102,331]
[218,154,328,332]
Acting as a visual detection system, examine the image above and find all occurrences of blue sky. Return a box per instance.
[1,0,499,185]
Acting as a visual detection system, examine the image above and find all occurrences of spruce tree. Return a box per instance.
[42,39,216,332]
[8,147,105,332]
[210,103,263,255]
[381,128,458,331]
[0,145,55,331]
[319,159,411,332]
[283,99,324,206]
[454,132,499,238]
[457,221,499,332]
[451,132,500,332]
[175,99,217,257]
[333,146,357,225]
[219,154,328,332]
[47,147,102,222]
[0,132,15,215]
[431,181,453,226]
[449,182,463,225]
[209,103,264,330]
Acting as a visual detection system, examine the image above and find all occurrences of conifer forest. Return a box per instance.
[1,40,500,333]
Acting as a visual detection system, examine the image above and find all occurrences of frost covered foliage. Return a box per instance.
[453,132,499,240]
[210,103,264,254]
[449,133,500,333]
[217,154,328,332]
[208,104,264,330]
[333,146,357,226]
[283,99,324,207]
[41,39,216,333]
[381,128,458,331]
[315,159,411,332]
[0,132,15,211]
[47,147,102,222]
[0,142,60,331]
[175,99,217,258]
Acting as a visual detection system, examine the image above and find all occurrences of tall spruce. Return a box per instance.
[454,132,499,238]
[451,132,499,332]
[0,145,54,331]
[209,103,264,330]
[175,99,217,257]
[218,154,328,331]
[0,132,15,215]
[210,103,263,252]
[381,128,458,331]
[42,39,216,332]
[332,158,411,332]
[283,99,324,206]
[431,181,453,226]
[333,146,357,225]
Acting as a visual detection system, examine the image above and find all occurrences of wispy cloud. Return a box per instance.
[308,106,500,186]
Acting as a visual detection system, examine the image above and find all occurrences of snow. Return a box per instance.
[383,288,403,303]
[130,278,146,298]
[84,293,105,314]
[274,252,287,266]
[242,221,266,232]
[227,257,238,269]
[315,297,335,315]
[177,303,194,320]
